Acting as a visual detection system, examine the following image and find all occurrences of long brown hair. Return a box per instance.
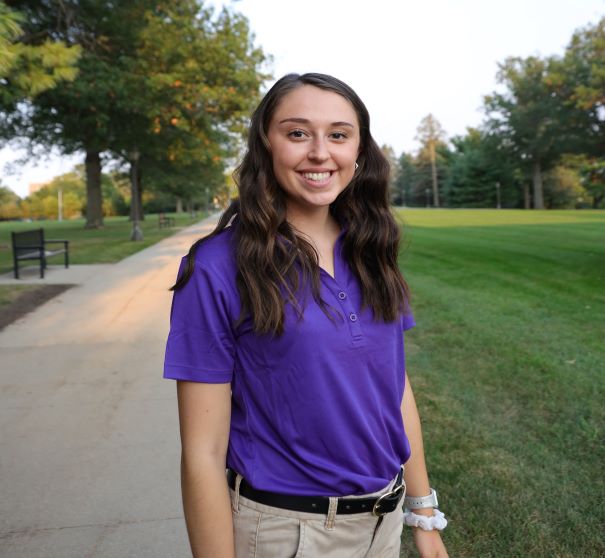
[170,73,410,336]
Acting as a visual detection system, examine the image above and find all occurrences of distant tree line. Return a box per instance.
[385,17,604,210]
[1,4,602,220]
[0,0,268,228]
[0,165,223,221]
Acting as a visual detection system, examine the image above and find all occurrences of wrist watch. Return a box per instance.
[403,488,439,509]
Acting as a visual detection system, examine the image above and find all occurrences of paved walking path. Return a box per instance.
[0,263,115,285]
[0,213,221,558]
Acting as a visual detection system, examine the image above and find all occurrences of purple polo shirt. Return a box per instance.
[163,222,415,496]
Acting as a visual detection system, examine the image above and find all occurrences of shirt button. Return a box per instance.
[349,313,358,322]
[338,291,347,300]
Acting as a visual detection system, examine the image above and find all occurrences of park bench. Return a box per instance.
[11,228,69,279]
[158,213,176,228]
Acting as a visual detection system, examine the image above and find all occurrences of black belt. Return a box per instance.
[227,468,405,517]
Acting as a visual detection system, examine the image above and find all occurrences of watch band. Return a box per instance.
[403,488,438,509]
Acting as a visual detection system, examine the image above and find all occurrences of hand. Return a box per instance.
[413,528,449,558]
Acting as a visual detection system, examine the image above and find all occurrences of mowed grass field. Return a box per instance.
[395,209,604,557]
[0,207,602,555]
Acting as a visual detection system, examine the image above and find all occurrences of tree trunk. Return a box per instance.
[129,172,145,221]
[129,158,143,241]
[137,169,144,221]
[176,197,183,213]
[129,164,136,222]
[532,161,545,209]
[84,150,104,228]
[430,142,440,208]
[523,183,531,209]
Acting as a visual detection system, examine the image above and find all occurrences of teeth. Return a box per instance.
[302,172,330,181]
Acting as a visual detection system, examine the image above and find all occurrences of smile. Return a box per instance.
[301,171,332,181]
[300,171,332,184]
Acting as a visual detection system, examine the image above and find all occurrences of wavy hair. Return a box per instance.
[170,72,410,336]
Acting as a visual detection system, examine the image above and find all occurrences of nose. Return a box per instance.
[308,137,329,162]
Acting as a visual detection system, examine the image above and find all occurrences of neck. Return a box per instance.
[285,205,339,241]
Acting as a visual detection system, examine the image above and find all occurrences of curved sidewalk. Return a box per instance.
[0,213,221,558]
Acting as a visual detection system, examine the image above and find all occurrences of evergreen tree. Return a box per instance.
[393,152,416,206]
[445,128,522,208]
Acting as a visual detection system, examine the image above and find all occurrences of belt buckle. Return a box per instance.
[372,481,405,517]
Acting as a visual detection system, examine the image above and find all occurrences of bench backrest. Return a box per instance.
[12,228,44,248]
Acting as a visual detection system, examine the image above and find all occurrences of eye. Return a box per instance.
[287,129,307,139]
[330,131,348,140]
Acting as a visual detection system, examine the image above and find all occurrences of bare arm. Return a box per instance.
[401,371,432,507]
[401,371,449,558]
[177,380,234,558]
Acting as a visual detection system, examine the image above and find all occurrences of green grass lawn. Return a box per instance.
[0,211,207,311]
[1,206,603,555]
[396,209,604,557]
[0,211,206,277]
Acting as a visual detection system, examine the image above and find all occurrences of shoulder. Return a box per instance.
[191,225,238,276]
[173,225,240,315]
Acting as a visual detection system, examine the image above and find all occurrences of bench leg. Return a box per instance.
[65,251,69,268]
[14,261,19,279]
[41,258,45,279]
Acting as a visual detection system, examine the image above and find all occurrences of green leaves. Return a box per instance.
[1,0,268,213]
[481,18,605,209]
[486,56,562,165]
[0,2,81,101]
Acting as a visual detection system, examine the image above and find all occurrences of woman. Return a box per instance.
[164,73,449,557]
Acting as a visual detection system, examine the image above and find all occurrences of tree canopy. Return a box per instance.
[0,2,81,98]
[1,0,268,227]
[393,16,604,210]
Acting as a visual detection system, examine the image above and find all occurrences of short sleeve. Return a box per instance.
[163,256,236,383]
[401,310,416,332]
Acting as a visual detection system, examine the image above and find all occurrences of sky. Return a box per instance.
[1,0,603,198]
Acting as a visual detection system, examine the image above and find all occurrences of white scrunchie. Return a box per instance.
[402,508,448,531]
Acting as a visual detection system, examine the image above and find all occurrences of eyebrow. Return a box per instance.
[278,117,355,128]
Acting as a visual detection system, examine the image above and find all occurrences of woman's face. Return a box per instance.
[266,85,360,216]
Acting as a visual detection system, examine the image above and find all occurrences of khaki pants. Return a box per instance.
[230,467,405,557]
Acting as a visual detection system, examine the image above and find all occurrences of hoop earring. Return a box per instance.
[355,162,359,170]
